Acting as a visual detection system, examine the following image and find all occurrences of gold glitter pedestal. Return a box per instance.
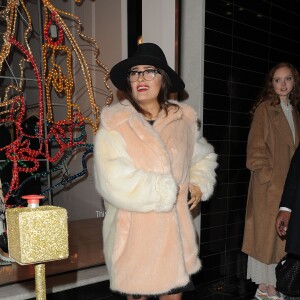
[6,206,68,264]
[6,204,68,299]
[35,264,46,299]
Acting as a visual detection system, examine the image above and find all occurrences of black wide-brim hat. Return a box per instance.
[110,43,185,93]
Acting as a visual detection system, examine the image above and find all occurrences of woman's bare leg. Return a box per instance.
[127,296,147,300]
[159,293,183,300]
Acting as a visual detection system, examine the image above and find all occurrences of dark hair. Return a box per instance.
[251,62,300,115]
[122,67,179,119]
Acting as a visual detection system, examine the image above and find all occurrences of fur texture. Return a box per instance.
[94,100,218,295]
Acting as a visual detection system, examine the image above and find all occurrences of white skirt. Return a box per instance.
[247,256,277,286]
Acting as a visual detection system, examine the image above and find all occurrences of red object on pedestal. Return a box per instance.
[21,195,45,208]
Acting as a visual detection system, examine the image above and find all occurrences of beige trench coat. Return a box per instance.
[242,100,300,264]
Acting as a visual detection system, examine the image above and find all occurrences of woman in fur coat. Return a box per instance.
[94,43,218,300]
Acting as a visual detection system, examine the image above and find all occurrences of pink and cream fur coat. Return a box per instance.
[94,100,218,295]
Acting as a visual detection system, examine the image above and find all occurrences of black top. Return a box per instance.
[147,120,155,126]
[280,144,300,255]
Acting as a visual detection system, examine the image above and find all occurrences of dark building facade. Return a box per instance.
[199,0,300,298]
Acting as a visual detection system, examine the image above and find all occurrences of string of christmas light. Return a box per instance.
[0,0,17,73]
[2,37,84,203]
[54,3,113,107]
[4,143,94,204]
[42,44,75,124]
[43,2,101,133]
[0,1,112,207]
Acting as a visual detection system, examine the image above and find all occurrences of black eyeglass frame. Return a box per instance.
[127,69,161,82]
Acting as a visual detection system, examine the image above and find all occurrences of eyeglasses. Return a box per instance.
[127,69,160,82]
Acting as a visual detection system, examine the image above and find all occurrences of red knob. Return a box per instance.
[22,194,45,206]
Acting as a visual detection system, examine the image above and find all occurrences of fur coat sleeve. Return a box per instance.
[93,127,177,212]
[189,132,218,201]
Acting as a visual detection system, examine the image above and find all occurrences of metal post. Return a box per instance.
[35,263,47,300]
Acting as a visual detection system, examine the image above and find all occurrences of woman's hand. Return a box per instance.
[276,210,291,237]
[187,184,202,210]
